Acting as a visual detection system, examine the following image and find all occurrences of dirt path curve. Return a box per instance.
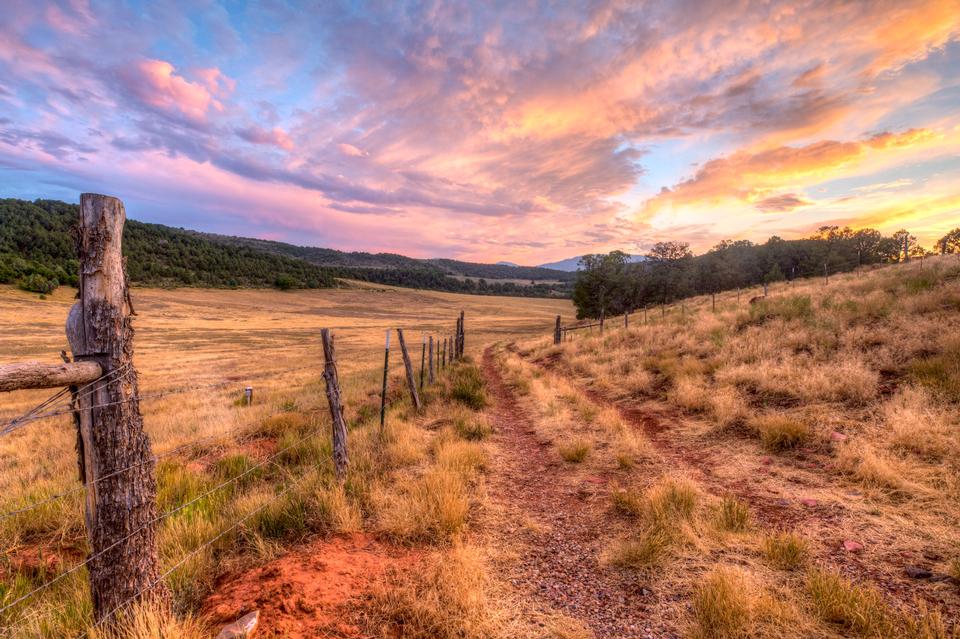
[480,346,673,639]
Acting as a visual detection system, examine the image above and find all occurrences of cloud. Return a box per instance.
[120,59,225,122]
[641,129,939,216]
[754,193,812,213]
[236,125,294,150]
[337,143,366,157]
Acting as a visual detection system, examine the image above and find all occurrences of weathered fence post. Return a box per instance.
[419,333,426,390]
[624,312,628,328]
[711,293,716,312]
[824,263,829,285]
[554,315,561,344]
[458,310,465,358]
[643,307,647,325]
[65,193,165,620]
[442,337,447,368]
[320,329,348,480]
[379,329,390,432]
[599,311,605,334]
[763,281,768,297]
[244,386,253,405]
[396,328,421,411]
[428,336,435,384]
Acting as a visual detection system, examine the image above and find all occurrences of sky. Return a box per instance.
[1,0,959,265]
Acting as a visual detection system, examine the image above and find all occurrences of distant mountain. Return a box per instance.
[538,254,647,272]
[496,261,519,267]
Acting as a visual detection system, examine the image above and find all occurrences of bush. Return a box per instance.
[449,365,487,409]
[715,496,750,532]
[761,532,808,570]
[740,295,814,327]
[18,273,59,294]
[558,439,591,463]
[748,414,810,452]
[909,340,960,402]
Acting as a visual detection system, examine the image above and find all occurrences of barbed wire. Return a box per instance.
[0,362,316,435]
[0,426,321,621]
[77,458,322,639]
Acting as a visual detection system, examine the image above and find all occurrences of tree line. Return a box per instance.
[572,226,960,319]
[0,198,570,297]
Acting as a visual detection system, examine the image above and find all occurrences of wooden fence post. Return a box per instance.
[824,263,829,285]
[419,333,426,390]
[320,329,349,479]
[442,337,447,368]
[65,193,165,620]
[554,315,561,344]
[379,329,390,432]
[396,328,421,411]
[458,310,465,358]
[428,336,435,384]
[624,312,628,328]
[712,293,716,312]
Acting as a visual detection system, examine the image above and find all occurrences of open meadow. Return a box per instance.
[0,282,569,637]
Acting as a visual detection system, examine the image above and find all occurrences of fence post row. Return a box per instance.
[396,328,422,411]
[320,329,349,480]
[67,194,166,620]
[380,329,390,432]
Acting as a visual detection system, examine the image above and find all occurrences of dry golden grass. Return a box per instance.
[0,283,569,638]
[513,256,960,637]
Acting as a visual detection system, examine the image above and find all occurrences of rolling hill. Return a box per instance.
[0,198,572,297]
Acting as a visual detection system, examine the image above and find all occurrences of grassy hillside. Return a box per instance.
[0,199,337,290]
[0,198,571,297]
[502,256,960,636]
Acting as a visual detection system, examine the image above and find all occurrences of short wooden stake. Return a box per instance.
[396,328,421,411]
[419,333,426,390]
[320,329,349,480]
[380,329,390,432]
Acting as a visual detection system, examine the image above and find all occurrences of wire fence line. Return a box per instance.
[77,456,323,639]
[0,424,322,621]
[0,362,316,435]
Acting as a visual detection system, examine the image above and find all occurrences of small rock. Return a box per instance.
[216,610,259,639]
[830,431,848,442]
[760,456,773,465]
[842,540,864,553]
[905,566,932,579]
[800,498,818,507]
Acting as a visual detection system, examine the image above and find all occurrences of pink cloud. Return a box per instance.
[236,125,294,150]
[125,59,224,121]
[337,143,366,157]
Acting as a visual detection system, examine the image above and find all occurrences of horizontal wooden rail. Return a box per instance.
[0,361,103,393]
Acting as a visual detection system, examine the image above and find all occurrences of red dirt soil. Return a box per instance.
[203,533,420,638]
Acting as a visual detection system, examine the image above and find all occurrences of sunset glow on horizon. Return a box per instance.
[1,1,959,264]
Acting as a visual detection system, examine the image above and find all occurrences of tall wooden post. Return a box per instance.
[320,329,348,480]
[458,310,465,358]
[379,330,390,432]
[824,263,829,285]
[554,315,561,344]
[428,336,435,384]
[396,329,421,411]
[712,293,716,312]
[65,194,165,620]
[419,333,426,390]
[599,310,605,334]
[624,312,628,328]
[442,337,447,368]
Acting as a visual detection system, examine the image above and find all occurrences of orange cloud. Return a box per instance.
[642,128,938,216]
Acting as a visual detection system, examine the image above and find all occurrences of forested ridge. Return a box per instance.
[572,226,960,318]
[0,198,571,297]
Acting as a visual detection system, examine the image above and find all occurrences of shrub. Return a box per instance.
[689,567,752,639]
[558,439,591,463]
[18,273,59,294]
[807,568,896,637]
[741,295,813,327]
[453,413,492,441]
[748,414,810,452]
[909,339,960,401]
[449,365,488,409]
[761,532,808,570]
[715,496,750,532]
